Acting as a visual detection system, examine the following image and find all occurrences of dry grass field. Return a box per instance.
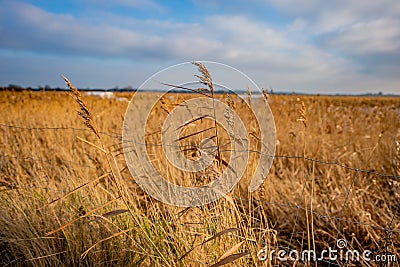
[0,85,399,266]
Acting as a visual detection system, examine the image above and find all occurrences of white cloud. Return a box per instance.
[0,2,170,58]
[1,1,400,93]
[266,0,400,17]
[327,18,400,54]
[266,0,400,34]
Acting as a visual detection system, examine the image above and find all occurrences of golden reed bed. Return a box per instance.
[0,87,399,266]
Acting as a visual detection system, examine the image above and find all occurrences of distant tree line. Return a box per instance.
[0,84,395,96]
[0,84,137,92]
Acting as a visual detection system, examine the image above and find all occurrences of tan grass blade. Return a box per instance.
[176,115,211,130]
[46,197,120,236]
[179,228,241,260]
[210,252,249,267]
[81,227,134,259]
[214,154,235,173]
[89,209,129,223]
[174,127,214,142]
[218,241,244,261]
[76,136,107,153]
[160,82,212,98]
[37,173,109,210]
[202,228,241,244]
[25,251,67,262]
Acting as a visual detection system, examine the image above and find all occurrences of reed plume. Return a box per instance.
[63,75,100,139]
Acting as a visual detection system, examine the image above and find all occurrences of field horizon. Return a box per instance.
[2,84,399,97]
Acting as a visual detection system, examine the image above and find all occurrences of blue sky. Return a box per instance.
[0,0,399,94]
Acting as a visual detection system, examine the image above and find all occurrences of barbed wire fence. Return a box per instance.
[1,122,399,266]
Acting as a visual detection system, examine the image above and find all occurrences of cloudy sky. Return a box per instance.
[0,0,399,94]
